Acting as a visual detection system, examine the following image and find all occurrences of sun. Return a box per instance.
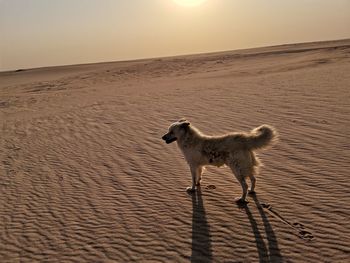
[173,0,207,7]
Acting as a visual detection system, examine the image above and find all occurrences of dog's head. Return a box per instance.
[162,119,190,144]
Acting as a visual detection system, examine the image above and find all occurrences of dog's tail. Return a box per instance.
[245,125,278,150]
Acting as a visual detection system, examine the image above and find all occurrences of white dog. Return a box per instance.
[162,119,277,203]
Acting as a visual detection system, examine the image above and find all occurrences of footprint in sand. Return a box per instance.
[298,230,314,241]
[293,222,305,229]
[205,185,216,190]
[292,223,314,240]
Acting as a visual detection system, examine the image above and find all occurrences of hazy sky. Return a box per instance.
[1,0,349,71]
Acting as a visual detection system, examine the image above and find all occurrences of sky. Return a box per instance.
[0,0,349,71]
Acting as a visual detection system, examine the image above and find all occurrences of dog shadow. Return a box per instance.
[190,189,212,263]
[190,190,282,262]
[238,194,283,263]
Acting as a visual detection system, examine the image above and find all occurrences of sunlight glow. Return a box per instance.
[173,0,207,7]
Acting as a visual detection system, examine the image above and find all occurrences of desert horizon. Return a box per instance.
[1,38,349,73]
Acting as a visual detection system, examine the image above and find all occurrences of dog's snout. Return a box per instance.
[162,134,167,140]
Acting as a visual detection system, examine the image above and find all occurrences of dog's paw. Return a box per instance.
[235,197,249,205]
[248,189,256,195]
[186,186,196,193]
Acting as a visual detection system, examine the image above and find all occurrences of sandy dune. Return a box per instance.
[1,39,350,262]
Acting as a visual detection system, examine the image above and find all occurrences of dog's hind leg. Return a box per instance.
[238,178,249,203]
[248,175,256,194]
[249,153,259,194]
[230,164,249,204]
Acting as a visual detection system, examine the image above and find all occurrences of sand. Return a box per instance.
[1,39,350,262]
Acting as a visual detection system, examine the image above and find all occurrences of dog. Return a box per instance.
[162,119,277,203]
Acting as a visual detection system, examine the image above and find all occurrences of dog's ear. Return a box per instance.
[180,121,190,128]
[178,118,187,123]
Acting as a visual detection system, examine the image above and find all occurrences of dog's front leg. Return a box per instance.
[195,166,203,186]
[186,165,198,192]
